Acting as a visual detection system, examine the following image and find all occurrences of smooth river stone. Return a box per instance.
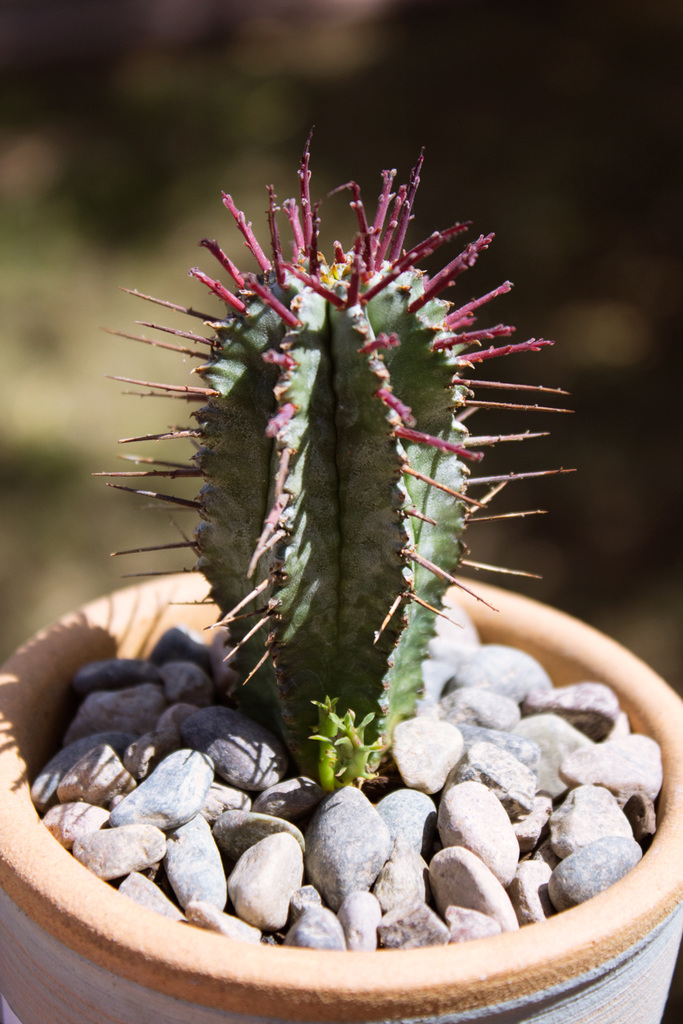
[185,901,261,943]
[159,661,214,707]
[212,810,305,860]
[165,814,227,910]
[64,683,167,745]
[42,802,110,850]
[284,907,347,950]
[513,793,553,853]
[305,787,392,912]
[73,823,166,880]
[228,832,304,931]
[559,734,663,803]
[449,741,536,819]
[514,714,594,798]
[251,777,325,821]
[521,682,620,741]
[507,860,554,925]
[119,872,185,921]
[109,749,214,830]
[289,885,323,924]
[148,624,213,673]
[31,732,138,812]
[372,835,430,913]
[438,780,519,887]
[457,725,541,775]
[378,903,449,949]
[548,836,643,911]
[443,644,553,702]
[72,658,162,696]
[429,846,519,933]
[391,717,463,794]
[445,905,502,942]
[180,706,288,791]
[375,788,437,860]
[200,782,251,824]
[438,687,521,733]
[337,891,382,951]
[549,784,633,858]
[123,727,181,780]
[56,743,136,807]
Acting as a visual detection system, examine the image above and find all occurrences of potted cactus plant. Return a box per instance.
[1,140,683,1024]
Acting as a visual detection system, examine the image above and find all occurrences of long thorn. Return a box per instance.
[468,467,576,485]
[102,327,206,359]
[106,483,202,509]
[241,650,271,686]
[106,375,219,398]
[409,592,463,627]
[135,321,217,347]
[461,559,541,579]
[119,429,201,443]
[466,509,547,522]
[95,468,201,479]
[212,577,272,628]
[401,464,486,507]
[223,613,272,663]
[402,551,498,611]
[462,431,548,447]
[111,541,197,556]
[373,593,404,645]
[405,507,438,526]
[464,400,572,414]
[120,288,215,321]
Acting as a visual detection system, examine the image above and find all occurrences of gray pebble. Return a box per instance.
[457,724,541,775]
[156,703,200,732]
[514,714,593,798]
[375,789,437,860]
[109,749,214,830]
[530,839,561,871]
[56,744,136,807]
[72,658,162,696]
[549,784,633,858]
[559,734,662,803]
[521,682,620,741]
[512,793,553,853]
[548,836,643,911]
[180,706,288,791]
[118,872,185,921]
[449,741,536,819]
[445,905,502,942]
[284,907,347,950]
[228,832,304,931]
[64,684,167,745]
[200,782,251,824]
[337,891,382,951]
[438,687,521,733]
[378,902,449,949]
[443,644,552,703]
[438,780,519,887]
[251,777,325,822]
[208,629,241,698]
[391,718,463,794]
[123,727,181,780]
[507,860,554,925]
[623,792,657,842]
[289,885,323,924]
[148,625,212,673]
[212,810,305,860]
[42,802,110,850]
[31,732,138,813]
[372,835,430,913]
[305,788,392,912]
[73,823,166,880]
[185,900,261,943]
[429,846,519,933]
[159,661,214,707]
[165,814,227,911]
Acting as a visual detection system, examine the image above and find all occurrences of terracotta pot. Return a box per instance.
[1,575,682,1024]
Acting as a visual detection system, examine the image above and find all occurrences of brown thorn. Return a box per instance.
[135,321,218,348]
[95,468,201,479]
[241,650,271,686]
[405,507,438,526]
[247,528,287,578]
[120,288,215,321]
[102,327,206,359]
[464,400,572,414]
[111,541,198,556]
[119,429,202,443]
[116,454,197,469]
[402,551,498,611]
[373,593,405,645]
[107,375,219,398]
[457,379,570,396]
[121,568,200,578]
[223,612,273,663]
[409,592,463,627]
[461,559,542,579]
[401,464,486,508]
[106,483,202,509]
[465,509,547,522]
[461,432,549,447]
[468,468,576,485]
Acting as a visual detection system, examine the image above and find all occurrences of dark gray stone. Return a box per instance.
[449,741,536,819]
[180,706,289,791]
[185,901,261,943]
[64,684,167,745]
[443,644,552,703]
[56,743,136,807]
[119,872,185,921]
[200,782,251,824]
[378,902,449,949]
[159,661,214,707]
[305,787,392,912]
[212,810,305,861]
[375,788,437,860]
[548,836,643,911]
[148,625,212,673]
[123,728,181,781]
[72,658,162,696]
[251,777,325,822]
[31,732,139,812]
[73,823,166,880]
[284,907,346,950]
[164,814,227,910]
[109,749,214,830]
[457,724,541,775]
[623,792,657,842]
[289,885,323,924]
[521,682,620,741]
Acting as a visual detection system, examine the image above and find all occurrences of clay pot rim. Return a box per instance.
[1,575,683,1022]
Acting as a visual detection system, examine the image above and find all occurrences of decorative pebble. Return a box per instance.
[438,687,521,733]
[623,792,657,842]
[31,732,138,813]
[73,823,166,880]
[180,706,289,791]
[289,885,323,924]
[337,891,382,951]
[305,787,392,911]
[109,749,214,830]
[530,839,561,871]
[251,777,325,822]
[445,905,502,942]
[548,836,643,911]
[449,741,536,819]
[123,727,181,781]
[559,734,663,803]
[284,907,347,950]
[185,900,262,943]
[372,835,429,913]
[64,684,167,745]
[429,846,519,933]
[443,644,553,703]
[228,832,304,931]
[208,629,241,698]
[375,788,437,860]
[118,871,185,921]
[164,813,227,910]
[212,810,305,861]
[200,782,251,824]
[549,784,633,858]
[378,902,449,949]
[391,718,463,794]
[514,714,593,798]
[148,625,212,673]
[72,658,162,696]
[507,860,554,925]
[56,744,136,807]
[159,661,214,707]
[438,780,519,886]
[512,793,552,853]
[457,724,541,775]
[521,682,621,741]
[156,703,200,732]
[42,802,110,850]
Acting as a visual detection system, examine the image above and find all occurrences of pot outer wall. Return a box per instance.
[1,575,683,1024]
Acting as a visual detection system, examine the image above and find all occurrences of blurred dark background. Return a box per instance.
[1,0,682,1014]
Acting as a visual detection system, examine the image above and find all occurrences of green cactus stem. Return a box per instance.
[106,139,569,790]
